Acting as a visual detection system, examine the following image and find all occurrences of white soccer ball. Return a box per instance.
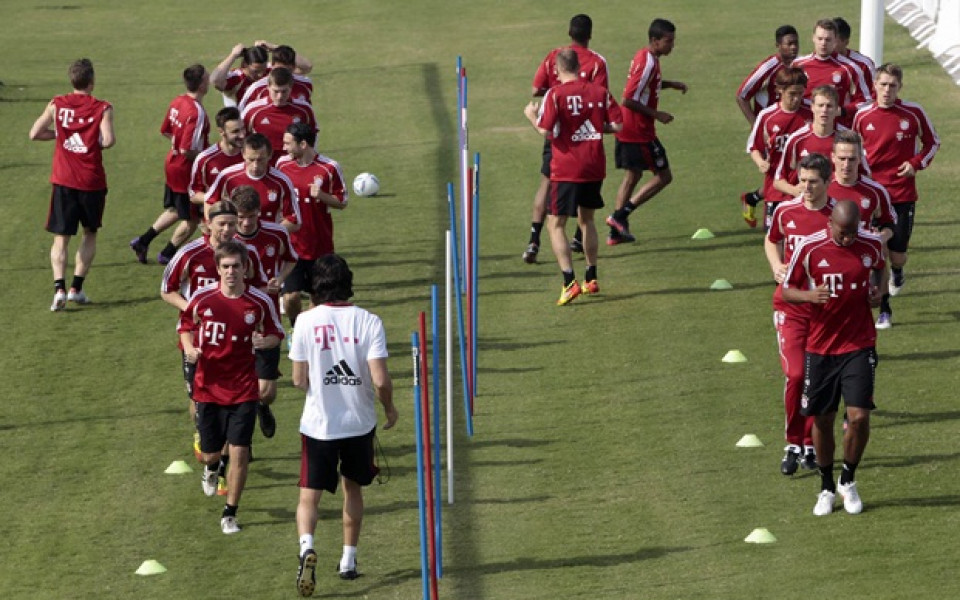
[352,173,380,197]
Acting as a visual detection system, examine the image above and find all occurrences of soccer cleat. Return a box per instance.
[67,289,91,304]
[813,489,836,516]
[193,431,202,462]
[569,238,584,254]
[838,479,863,514]
[801,449,817,471]
[740,193,758,228]
[157,252,172,266]
[50,290,67,312]
[556,280,581,306]
[258,402,277,438]
[338,563,359,581]
[889,271,904,296]
[216,476,228,496]
[202,468,218,497]
[129,238,148,264]
[875,312,892,330]
[582,280,599,295]
[780,446,801,476]
[522,243,539,264]
[297,550,318,597]
[220,516,242,535]
[606,231,636,246]
[605,214,630,236]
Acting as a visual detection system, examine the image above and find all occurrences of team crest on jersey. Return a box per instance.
[899,119,909,130]
[862,255,873,268]
[244,310,256,325]
[896,132,904,141]
[860,198,870,209]
[832,71,842,84]
[266,244,276,257]
[268,190,278,203]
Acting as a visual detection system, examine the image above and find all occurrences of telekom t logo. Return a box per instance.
[58,108,75,127]
[567,95,583,115]
[314,324,336,350]
[821,273,843,297]
[203,321,228,346]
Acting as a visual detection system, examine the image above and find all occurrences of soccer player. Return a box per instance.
[130,64,210,265]
[742,67,810,228]
[833,17,876,92]
[241,67,316,166]
[232,186,297,439]
[828,130,895,239]
[773,85,844,200]
[522,13,609,264]
[291,254,398,596]
[29,58,115,311]
[524,49,622,305]
[205,134,301,231]
[781,200,885,516]
[853,63,940,327]
[239,44,315,110]
[736,25,800,124]
[180,240,284,534]
[210,43,269,107]
[791,19,870,127]
[764,153,837,476]
[276,122,349,327]
[605,18,687,246]
[189,107,246,206]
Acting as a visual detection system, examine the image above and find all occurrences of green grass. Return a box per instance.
[2,1,959,598]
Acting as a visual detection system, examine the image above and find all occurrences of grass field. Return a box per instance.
[2,1,959,598]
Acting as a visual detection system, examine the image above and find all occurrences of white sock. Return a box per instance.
[340,545,357,570]
[299,535,314,558]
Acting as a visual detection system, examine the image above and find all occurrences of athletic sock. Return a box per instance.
[70,275,85,292]
[218,456,229,477]
[340,546,357,571]
[744,190,763,207]
[573,227,583,243]
[139,227,160,246]
[839,460,858,485]
[585,265,597,282]
[299,534,314,558]
[880,293,892,314]
[892,267,903,278]
[529,222,543,246]
[160,242,178,259]
[616,203,637,220]
[222,503,238,518]
[819,464,836,493]
[54,279,66,292]
[562,270,575,287]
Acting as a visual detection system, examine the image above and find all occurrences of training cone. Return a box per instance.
[710,279,733,290]
[722,350,748,363]
[164,460,193,474]
[736,434,764,448]
[744,528,777,544]
[691,228,715,240]
[135,560,168,575]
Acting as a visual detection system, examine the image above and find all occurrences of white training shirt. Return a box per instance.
[289,303,388,440]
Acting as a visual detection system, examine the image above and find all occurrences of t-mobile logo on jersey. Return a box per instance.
[58,108,75,127]
[821,273,843,297]
[202,321,228,345]
[566,95,583,115]
[313,324,360,350]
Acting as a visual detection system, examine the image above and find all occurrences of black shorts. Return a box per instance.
[196,399,259,452]
[255,346,281,380]
[615,138,670,173]
[539,138,552,178]
[46,185,106,235]
[800,348,878,417]
[548,181,604,217]
[299,428,379,493]
[887,202,915,254]
[283,258,317,294]
[182,351,197,399]
[163,185,198,221]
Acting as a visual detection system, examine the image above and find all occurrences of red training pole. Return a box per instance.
[418,312,439,600]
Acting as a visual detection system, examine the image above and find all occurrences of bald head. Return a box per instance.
[832,200,859,227]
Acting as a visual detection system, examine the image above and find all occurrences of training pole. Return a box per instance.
[445,231,455,502]
[411,333,430,600]
[418,313,438,594]
[465,165,474,416]
[430,286,442,577]
[471,152,480,402]
[448,182,474,436]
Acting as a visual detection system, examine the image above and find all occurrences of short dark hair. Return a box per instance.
[833,17,851,41]
[833,129,863,152]
[569,14,592,44]
[230,185,261,213]
[216,106,241,129]
[271,45,297,68]
[799,152,832,181]
[242,45,269,67]
[649,18,675,41]
[556,48,579,75]
[183,64,206,93]
[311,254,354,304]
[68,58,95,90]
[876,62,903,84]
[215,239,248,267]
[286,121,316,147]
[244,133,272,155]
[775,25,798,43]
[269,66,293,87]
[775,66,807,89]
[814,18,838,34]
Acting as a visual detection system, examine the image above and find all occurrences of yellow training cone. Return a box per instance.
[736,434,764,448]
[164,460,193,474]
[691,228,715,240]
[136,560,168,575]
[744,528,777,544]
[722,350,748,363]
[710,279,733,290]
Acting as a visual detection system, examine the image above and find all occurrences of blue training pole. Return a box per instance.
[412,333,429,600]
[431,284,442,578]
[447,182,474,436]
[471,152,480,401]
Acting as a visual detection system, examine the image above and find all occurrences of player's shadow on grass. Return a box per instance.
[478,337,563,351]
[8,406,181,429]
[864,450,960,468]
[862,494,960,511]
[581,281,772,304]
[872,409,960,428]
[90,294,161,309]
[880,348,960,361]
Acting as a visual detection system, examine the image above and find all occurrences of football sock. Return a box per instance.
[70,276,85,292]
[744,190,763,207]
[54,278,66,292]
[160,242,178,259]
[880,294,891,314]
[529,222,543,246]
[616,203,637,220]
[139,227,159,246]
[585,265,597,282]
[573,227,583,243]
[892,267,903,279]
[222,504,238,518]
[340,546,357,570]
[218,456,229,477]
[839,460,858,485]
[562,270,575,287]
[818,464,836,493]
[299,534,314,558]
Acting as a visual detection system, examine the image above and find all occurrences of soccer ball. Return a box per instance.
[352,173,380,197]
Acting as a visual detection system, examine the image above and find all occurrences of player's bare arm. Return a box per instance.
[369,358,397,430]
[750,149,770,173]
[99,107,116,149]
[28,102,57,141]
[251,331,280,350]
[180,331,201,363]
[524,101,549,136]
[309,183,348,210]
[622,98,673,124]
[292,360,309,391]
[763,237,787,283]
[896,161,916,178]
[782,283,830,304]
[663,80,688,94]
[211,44,245,92]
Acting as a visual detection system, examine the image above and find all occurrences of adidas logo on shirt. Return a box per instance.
[324,359,363,386]
[866,123,875,131]
[818,259,831,267]
[261,117,271,125]
[62,133,88,154]
[786,220,797,229]
[571,120,601,142]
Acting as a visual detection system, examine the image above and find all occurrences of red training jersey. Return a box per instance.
[746,103,812,202]
[737,54,790,117]
[235,221,297,312]
[189,143,244,199]
[532,44,609,94]
[161,237,269,301]
[205,163,301,225]
[276,153,348,259]
[50,93,112,191]
[239,70,314,110]
[827,176,896,232]
[241,98,317,165]
[767,197,836,313]
[223,68,262,103]
[161,94,209,193]
[616,47,661,143]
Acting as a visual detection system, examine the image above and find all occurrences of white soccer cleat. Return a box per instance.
[202,468,218,497]
[221,516,242,534]
[67,290,91,304]
[838,480,863,514]
[875,312,892,330]
[813,489,836,516]
[50,291,67,312]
